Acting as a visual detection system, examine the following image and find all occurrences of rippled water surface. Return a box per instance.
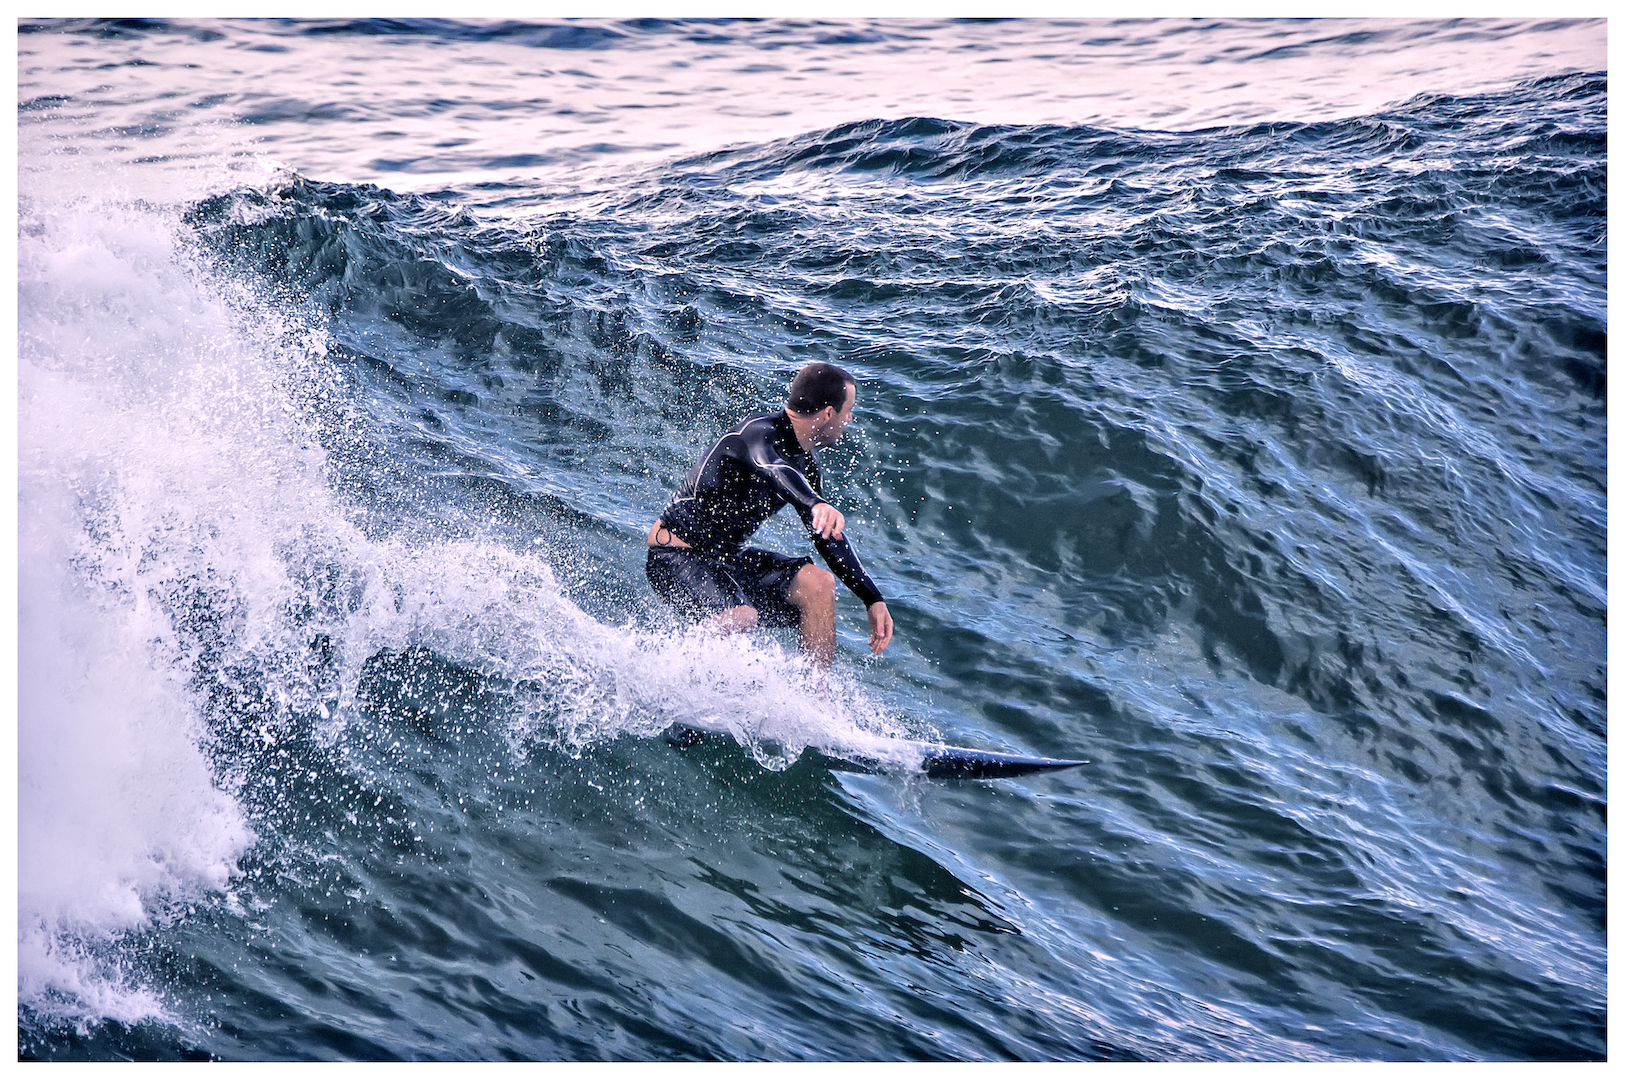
[16,18,1607,1061]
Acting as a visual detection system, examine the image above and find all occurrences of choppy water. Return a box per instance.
[16,18,1607,1061]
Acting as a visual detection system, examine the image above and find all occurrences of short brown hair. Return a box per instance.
[787,362,854,414]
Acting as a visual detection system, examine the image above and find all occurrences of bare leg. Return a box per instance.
[787,564,838,667]
[704,605,758,635]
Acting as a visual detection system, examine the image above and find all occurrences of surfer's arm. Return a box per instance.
[742,422,825,516]
[811,530,885,609]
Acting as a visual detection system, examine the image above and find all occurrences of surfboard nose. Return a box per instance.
[917,749,1089,780]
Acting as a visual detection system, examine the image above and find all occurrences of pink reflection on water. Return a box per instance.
[17,18,1606,191]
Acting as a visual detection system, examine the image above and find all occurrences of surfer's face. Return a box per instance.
[810,382,856,447]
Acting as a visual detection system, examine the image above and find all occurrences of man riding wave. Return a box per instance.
[645,361,894,666]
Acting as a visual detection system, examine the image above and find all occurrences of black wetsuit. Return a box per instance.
[648,410,883,626]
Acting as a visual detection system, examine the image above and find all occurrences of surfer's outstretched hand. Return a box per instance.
[867,600,893,655]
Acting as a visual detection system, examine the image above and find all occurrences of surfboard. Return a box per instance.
[664,724,1086,780]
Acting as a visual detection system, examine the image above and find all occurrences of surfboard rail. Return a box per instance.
[665,724,1086,780]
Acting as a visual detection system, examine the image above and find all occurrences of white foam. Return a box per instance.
[348,536,911,770]
[17,189,270,1027]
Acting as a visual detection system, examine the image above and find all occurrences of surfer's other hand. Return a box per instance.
[867,601,893,655]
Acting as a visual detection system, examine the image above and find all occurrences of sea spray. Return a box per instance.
[16,172,913,1028]
[17,193,273,1025]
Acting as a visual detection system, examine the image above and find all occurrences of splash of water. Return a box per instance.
[16,158,911,1027]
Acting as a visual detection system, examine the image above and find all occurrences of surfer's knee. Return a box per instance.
[790,564,836,609]
[708,604,758,633]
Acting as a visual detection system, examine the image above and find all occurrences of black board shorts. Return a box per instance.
[646,545,812,628]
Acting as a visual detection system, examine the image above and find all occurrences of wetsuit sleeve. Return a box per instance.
[743,415,885,606]
[741,422,823,514]
[813,532,886,608]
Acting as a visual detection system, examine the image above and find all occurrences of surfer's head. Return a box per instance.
[787,361,856,447]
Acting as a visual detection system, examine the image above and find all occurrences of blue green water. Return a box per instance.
[16,18,1606,1060]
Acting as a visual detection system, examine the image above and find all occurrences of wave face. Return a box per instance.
[16,19,1605,1061]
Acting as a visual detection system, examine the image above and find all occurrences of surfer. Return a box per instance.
[646,361,893,667]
